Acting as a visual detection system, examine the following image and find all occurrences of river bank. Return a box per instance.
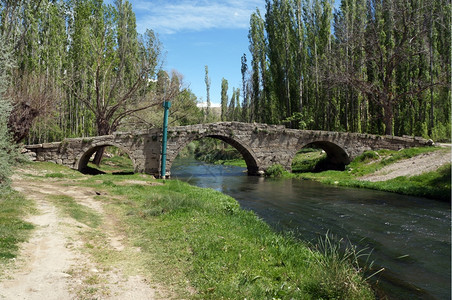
[223,146,451,201]
[171,157,451,299]
[1,161,374,299]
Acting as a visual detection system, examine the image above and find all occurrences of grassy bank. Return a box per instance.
[0,188,35,269]
[295,147,450,201]
[13,161,375,299]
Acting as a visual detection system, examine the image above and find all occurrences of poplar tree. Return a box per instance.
[248,10,267,123]
[245,0,450,140]
[221,78,228,121]
[204,65,211,119]
[241,54,249,122]
[228,88,236,120]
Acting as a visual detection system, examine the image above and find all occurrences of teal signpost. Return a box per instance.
[160,101,171,178]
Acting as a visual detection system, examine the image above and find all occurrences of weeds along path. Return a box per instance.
[0,168,157,300]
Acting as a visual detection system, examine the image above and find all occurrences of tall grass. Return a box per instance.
[305,233,383,300]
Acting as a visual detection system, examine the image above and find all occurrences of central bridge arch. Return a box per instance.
[165,131,260,175]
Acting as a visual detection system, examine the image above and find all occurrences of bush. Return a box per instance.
[265,164,286,177]
[0,35,16,188]
[431,122,451,142]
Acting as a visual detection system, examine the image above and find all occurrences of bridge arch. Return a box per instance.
[166,133,260,175]
[291,140,351,171]
[75,142,137,173]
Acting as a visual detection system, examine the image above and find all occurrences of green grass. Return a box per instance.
[8,161,376,298]
[217,158,247,168]
[291,149,327,173]
[78,175,374,299]
[48,195,102,228]
[21,161,84,180]
[299,147,450,200]
[0,189,35,265]
[87,154,134,174]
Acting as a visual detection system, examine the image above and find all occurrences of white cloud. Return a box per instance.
[130,0,264,34]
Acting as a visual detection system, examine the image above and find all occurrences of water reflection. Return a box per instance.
[171,158,451,300]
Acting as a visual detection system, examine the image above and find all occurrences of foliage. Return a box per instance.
[265,164,287,177]
[123,71,203,130]
[246,0,450,140]
[193,138,242,163]
[204,65,211,120]
[0,33,17,187]
[219,158,247,168]
[353,151,380,163]
[0,0,202,145]
[220,78,228,121]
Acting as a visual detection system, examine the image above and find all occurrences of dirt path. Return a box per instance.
[360,147,451,182]
[0,170,157,300]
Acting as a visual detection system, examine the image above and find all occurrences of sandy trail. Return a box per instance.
[0,171,156,300]
[0,185,76,300]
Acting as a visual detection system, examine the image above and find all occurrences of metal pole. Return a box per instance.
[161,100,171,178]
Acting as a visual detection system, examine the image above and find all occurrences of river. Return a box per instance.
[171,158,451,300]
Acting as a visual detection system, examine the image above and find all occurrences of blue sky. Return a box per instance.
[107,0,266,106]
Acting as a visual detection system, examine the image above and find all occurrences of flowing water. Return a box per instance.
[171,158,451,300]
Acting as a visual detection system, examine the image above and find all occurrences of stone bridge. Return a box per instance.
[23,122,432,177]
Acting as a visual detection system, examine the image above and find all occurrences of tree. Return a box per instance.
[0,33,16,187]
[221,78,228,121]
[123,70,202,129]
[204,65,211,120]
[240,53,249,122]
[228,88,237,120]
[67,1,166,164]
[248,10,267,123]
[1,0,59,143]
[246,0,450,139]
[235,88,241,120]
[334,0,446,135]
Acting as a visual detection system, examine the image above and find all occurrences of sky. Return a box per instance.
[106,0,266,106]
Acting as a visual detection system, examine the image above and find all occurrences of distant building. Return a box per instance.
[197,102,221,118]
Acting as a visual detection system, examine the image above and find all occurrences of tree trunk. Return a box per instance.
[92,120,110,166]
[92,147,105,166]
[383,104,394,135]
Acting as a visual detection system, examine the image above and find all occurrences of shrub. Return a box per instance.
[0,35,16,189]
[265,164,286,177]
